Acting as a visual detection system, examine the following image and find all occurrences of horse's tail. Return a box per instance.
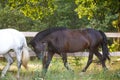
[22,43,30,69]
[99,30,110,61]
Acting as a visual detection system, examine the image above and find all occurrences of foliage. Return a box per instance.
[75,0,119,20]
[75,0,119,31]
[40,0,89,29]
[5,0,56,20]
[87,14,118,31]
[0,5,32,31]
[0,0,119,31]
[0,0,89,31]
[109,40,120,52]
[0,3,50,31]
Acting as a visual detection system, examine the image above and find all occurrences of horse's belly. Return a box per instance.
[0,45,11,54]
[65,40,89,52]
[0,36,13,54]
[0,49,9,54]
[68,46,86,52]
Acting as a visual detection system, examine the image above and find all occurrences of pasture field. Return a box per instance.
[0,56,120,80]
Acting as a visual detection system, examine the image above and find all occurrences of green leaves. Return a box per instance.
[75,0,119,32]
[75,0,119,20]
[75,0,96,19]
[7,0,56,20]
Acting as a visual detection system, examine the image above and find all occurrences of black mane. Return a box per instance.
[30,27,67,43]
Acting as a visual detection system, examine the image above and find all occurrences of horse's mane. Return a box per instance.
[31,27,67,43]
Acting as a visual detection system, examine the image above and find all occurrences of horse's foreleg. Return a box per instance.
[82,50,93,72]
[1,54,13,77]
[61,53,73,71]
[42,51,54,77]
[15,49,22,79]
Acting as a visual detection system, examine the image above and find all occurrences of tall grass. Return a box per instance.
[0,57,120,80]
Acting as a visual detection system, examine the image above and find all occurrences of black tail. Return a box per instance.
[99,30,110,61]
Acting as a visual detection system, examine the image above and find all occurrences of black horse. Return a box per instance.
[29,27,110,76]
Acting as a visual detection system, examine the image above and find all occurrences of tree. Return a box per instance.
[41,0,89,29]
[75,0,119,31]
[5,0,56,20]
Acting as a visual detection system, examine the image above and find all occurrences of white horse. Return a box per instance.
[0,28,29,79]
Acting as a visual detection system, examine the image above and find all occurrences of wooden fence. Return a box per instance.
[1,32,120,57]
[22,32,120,38]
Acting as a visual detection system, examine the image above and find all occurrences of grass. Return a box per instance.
[0,56,120,80]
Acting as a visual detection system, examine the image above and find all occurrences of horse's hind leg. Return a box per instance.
[82,49,93,72]
[1,54,13,77]
[94,50,107,69]
[15,49,22,79]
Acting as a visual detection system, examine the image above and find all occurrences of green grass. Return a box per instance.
[0,56,120,80]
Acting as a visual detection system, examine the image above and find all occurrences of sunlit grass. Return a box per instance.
[0,56,120,80]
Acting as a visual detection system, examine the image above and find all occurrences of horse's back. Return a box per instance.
[0,29,26,54]
[49,28,103,52]
[48,29,90,52]
[0,28,25,42]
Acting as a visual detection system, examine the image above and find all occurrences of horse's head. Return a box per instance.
[29,39,47,60]
[29,27,67,60]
